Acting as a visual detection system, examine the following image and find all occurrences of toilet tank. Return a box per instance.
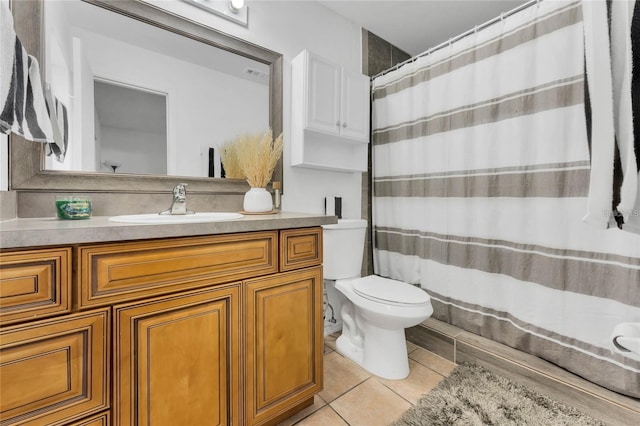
[322,219,367,280]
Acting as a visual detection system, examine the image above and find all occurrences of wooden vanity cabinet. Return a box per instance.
[66,412,110,426]
[0,308,109,425]
[245,266,323,425]
[0,226,324,426]
[279,228,322,272]
[113,284,241,426]
[76,231,278,309]
[0,247,71,326]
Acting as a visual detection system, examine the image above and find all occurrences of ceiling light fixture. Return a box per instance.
[182,0,248,27]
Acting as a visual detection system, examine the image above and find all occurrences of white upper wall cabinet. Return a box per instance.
[306,53,369,142]
[339,69,370,141]
[292,50,370,172]
[306,56,341,135]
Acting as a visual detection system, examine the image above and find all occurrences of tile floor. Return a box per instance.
[278,334,457,426]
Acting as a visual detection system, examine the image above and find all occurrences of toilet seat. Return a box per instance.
[351,275,430,307]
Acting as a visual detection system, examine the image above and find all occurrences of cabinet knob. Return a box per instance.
[336,121,341,126]
[342,122,347,128]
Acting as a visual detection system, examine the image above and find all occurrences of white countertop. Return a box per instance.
[0,211,337,249]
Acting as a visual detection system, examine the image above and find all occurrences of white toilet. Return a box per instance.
[322,219,433,380]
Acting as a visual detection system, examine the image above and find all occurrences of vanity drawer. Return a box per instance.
[279,227,322,272]
[0,247,71,326]
[0,308,109,425]
[78,231,278,308]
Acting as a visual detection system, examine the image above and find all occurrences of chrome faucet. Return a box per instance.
[160,183,195,215]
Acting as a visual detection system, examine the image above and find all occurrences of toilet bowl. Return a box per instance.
[322,219,433,380]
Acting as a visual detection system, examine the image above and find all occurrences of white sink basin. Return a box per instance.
[109,212,244,224]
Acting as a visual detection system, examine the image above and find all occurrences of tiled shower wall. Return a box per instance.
[361,29,411,275]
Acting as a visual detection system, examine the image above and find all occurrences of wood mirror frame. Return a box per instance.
[9,0,283,194]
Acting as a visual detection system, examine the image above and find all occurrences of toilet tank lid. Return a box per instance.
[322,219,368,230]
[353,275,430,305]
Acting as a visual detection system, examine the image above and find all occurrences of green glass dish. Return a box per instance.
[56,199,92,220]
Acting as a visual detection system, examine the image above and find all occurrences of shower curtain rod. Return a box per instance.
[371,0,540,80]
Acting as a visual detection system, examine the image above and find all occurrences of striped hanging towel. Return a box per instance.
[581,0,616,229]
[43,87,68,162]
[583,0,640,233]
[617,0,640,234]
[610,0,638,224]
[0,0,54,144]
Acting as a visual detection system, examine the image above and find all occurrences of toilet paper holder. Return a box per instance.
[325,197,342,219]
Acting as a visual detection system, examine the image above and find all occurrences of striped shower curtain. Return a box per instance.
[371,1,640,398]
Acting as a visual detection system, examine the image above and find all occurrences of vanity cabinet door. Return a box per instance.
[113,284,240,426]
[244,267,324,425]
[0,309,109,425]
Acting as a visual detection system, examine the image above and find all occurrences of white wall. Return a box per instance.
[146,0,365,219]
[0,1,366,217]
[78,30,269,177]
[100,126,166,174]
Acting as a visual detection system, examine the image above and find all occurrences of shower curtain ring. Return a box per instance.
[500,12,505,22]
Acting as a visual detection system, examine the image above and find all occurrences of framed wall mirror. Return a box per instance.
[9,0,283,194]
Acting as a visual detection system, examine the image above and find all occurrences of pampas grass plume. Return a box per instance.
[220,140,244,179]
[232,130,283,188]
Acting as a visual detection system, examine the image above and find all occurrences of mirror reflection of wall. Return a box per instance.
[43,0,269,178]
[95,80,167,174]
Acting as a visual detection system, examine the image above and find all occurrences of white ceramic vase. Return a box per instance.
[243,187,273,213]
